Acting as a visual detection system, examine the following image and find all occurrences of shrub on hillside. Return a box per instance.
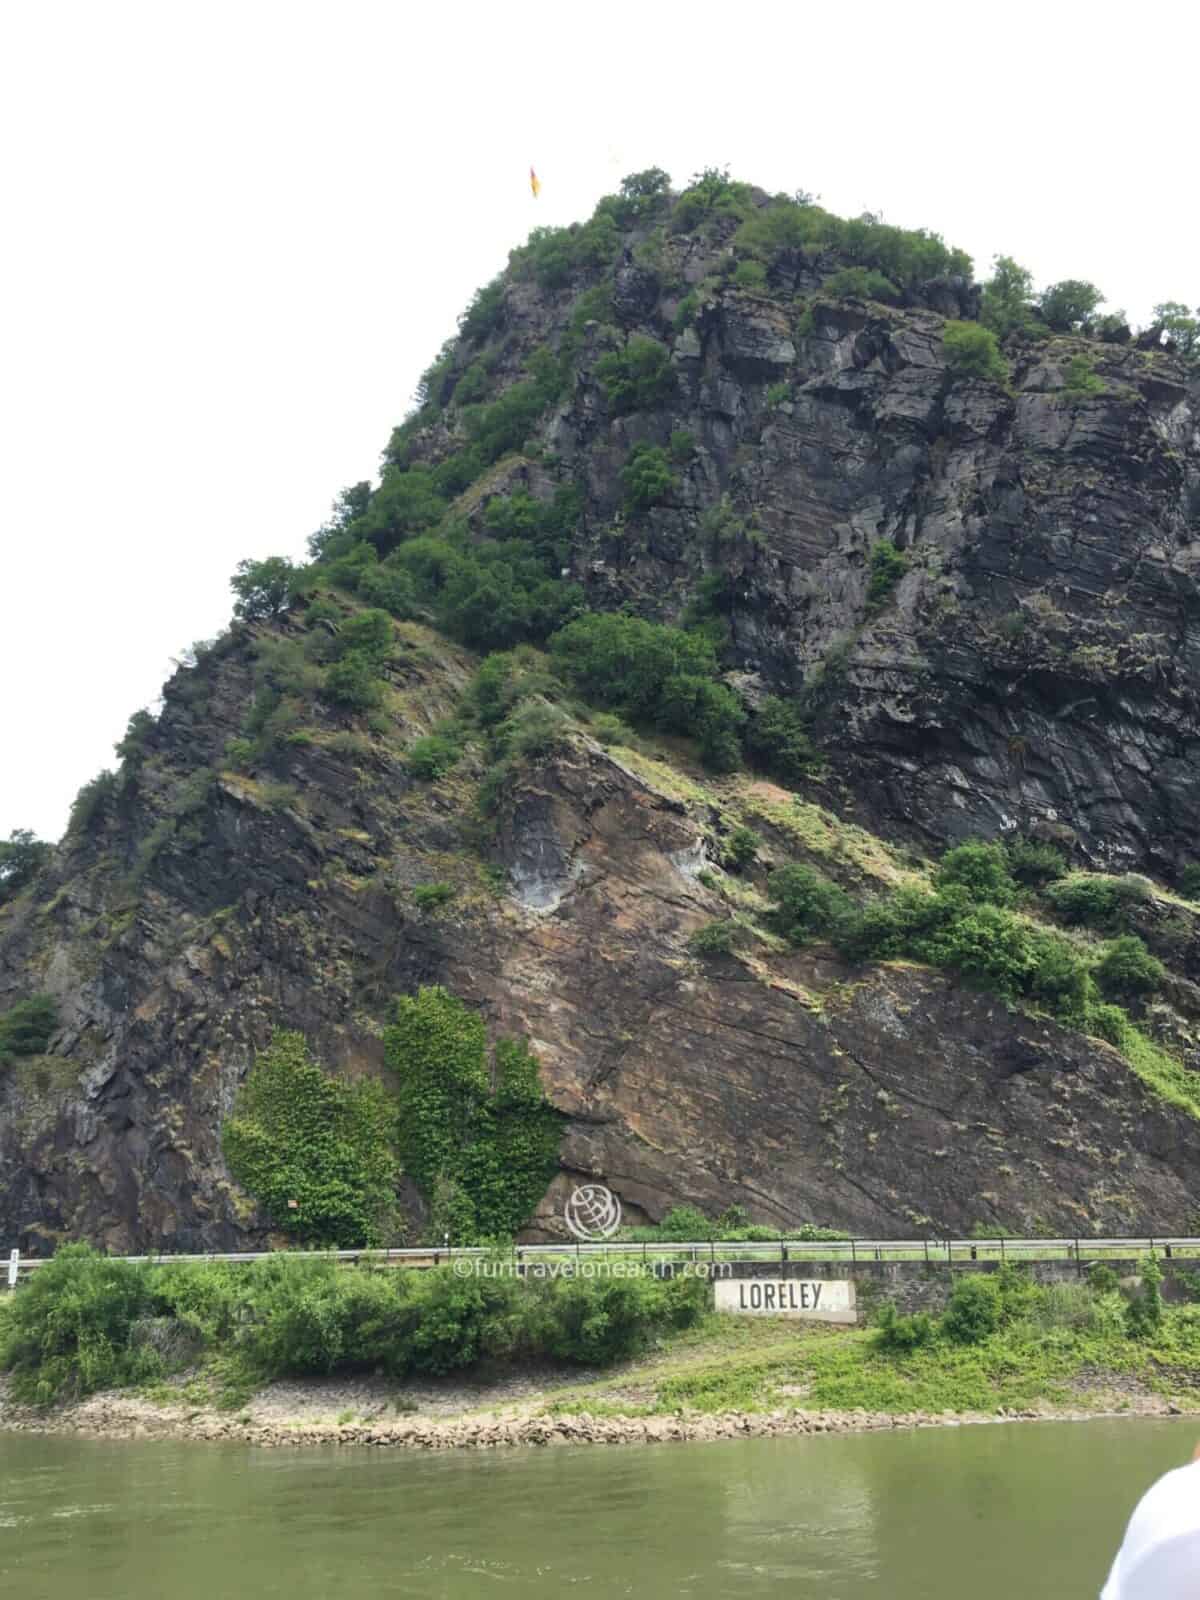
[916,902,1035,998]
[0,995,58,1064]
[943,321,1008,383]
[865,540,910,612]
[723,826,761,872]
[1004,836,1068,888]
[1094,936,1166,1003]
[942,1275,1000,1345]
[767,864,853,945]
[406,732,464,780]
[874,1303,935,1350]
[597,337,676,416]
[980,256,1035,340]
[689,920,740,956]
[621,444,677,514]
[1044,873,1150,933]
[744,696,819,785]
[933,841,1018,906]
[822,266,901,304]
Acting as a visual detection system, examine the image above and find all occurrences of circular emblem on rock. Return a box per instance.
[564,1182,622,1241]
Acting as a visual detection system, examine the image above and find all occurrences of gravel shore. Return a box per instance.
[0,1373,1183,1451]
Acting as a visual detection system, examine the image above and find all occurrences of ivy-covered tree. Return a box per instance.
[384,987,560,1242]
[222,1030,400,1246]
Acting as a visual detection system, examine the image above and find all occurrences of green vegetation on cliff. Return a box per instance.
[220,996,560,1248]
[222,1031,400,1247]
[759,835,1196,1116]
[384,986,561,1243]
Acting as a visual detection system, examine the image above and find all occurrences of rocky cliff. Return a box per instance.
[3,173,1199,1250]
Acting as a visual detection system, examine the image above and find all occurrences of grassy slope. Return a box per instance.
[537,1300,1200,1420]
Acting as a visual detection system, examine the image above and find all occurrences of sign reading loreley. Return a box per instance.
[715,1277,856,1323]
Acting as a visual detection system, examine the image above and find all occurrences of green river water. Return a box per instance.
[0,1418,1192,1598]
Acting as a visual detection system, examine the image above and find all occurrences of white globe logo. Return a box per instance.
[564,1183,622,1241]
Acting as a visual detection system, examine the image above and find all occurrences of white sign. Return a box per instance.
[7,1250,18,1289]
[715,1277,856,1323]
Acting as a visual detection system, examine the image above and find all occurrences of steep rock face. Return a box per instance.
[426,212,1200,871]
[4,624,1200,1249]
[4,184,1200,1249]
[559,299,1199,870]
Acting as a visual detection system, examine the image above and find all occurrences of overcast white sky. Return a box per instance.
[2,0,1195,841]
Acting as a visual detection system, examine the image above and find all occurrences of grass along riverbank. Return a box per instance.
[3,1252,1200,1448]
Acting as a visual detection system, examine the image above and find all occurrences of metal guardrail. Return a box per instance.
[5,1235,1199,1284]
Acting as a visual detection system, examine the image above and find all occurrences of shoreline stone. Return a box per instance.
[0,1374,1183,1453]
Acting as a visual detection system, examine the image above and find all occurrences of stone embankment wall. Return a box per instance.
[722,1255,1189,1318]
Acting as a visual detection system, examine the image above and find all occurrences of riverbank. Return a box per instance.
[3,1313,1194,1451]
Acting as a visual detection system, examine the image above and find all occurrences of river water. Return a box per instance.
[0,1418,1192,1598]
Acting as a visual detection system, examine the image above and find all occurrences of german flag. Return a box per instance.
[530,166,541,199]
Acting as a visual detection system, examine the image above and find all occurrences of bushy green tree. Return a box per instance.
[1153,302,1200,361]
[231,557,299,622]
[672,167,754,232]
[0,829,51,904]
[308,482,372,559]
[917,902,1035,998]
[222,1030,401,1247]
[942,1274,999,1344]
[324,652,384,711]
[733,259,769,290]
[551,613,715,720]
[68,770,120,835]
[597,337,676,416]
[1038,280,1104,333]
[865,540,910,611]
[980,255,1035,339]
[458,277,506,344]
[943,321,1008,383]
[1024,931,1095,1027]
